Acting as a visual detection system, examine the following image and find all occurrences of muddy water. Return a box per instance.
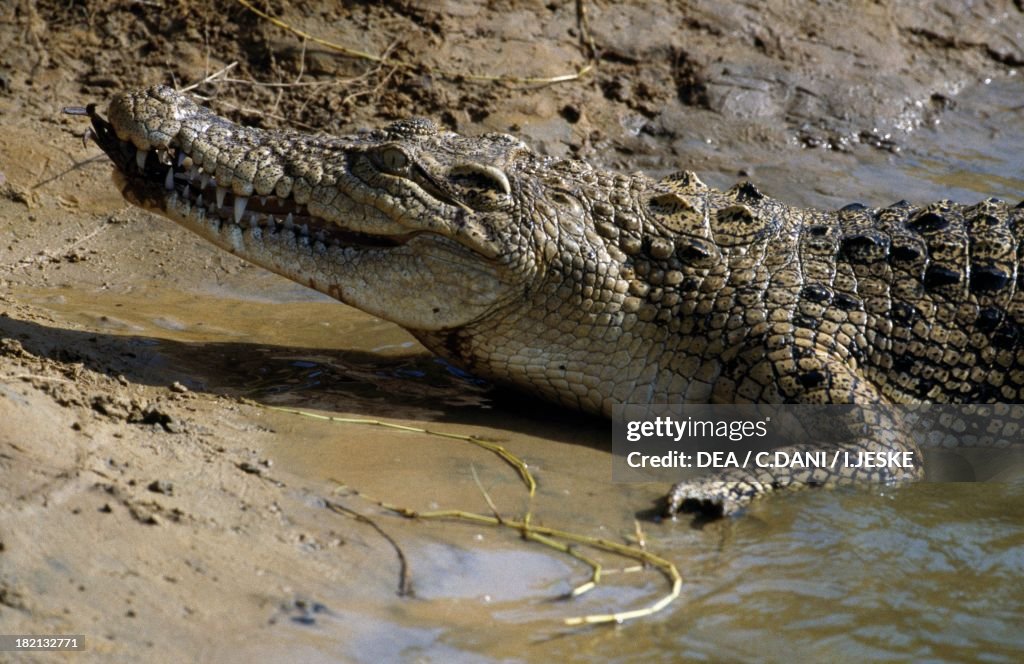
[18,76,1024,661]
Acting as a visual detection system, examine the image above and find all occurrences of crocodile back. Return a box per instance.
[801,199,1024,403]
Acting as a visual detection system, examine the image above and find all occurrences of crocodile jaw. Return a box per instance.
[87,88,513,331]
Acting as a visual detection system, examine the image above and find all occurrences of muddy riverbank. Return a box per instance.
[2,1,1023,661]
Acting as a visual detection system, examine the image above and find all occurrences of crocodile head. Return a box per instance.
[86,85,540,332]
[84,86,694,414]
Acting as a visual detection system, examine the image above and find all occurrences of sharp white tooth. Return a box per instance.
[136,149,148,170]
[196,193,204,208]
[200,173,210,189]
[250,212,261,226]
[176,151,187,167]
[300,223,309,236]
[183,184,191,199]
[164,168,174,190]
[284,213,294,230]
[234,196,248,224]
[216,187,227,209]
[260,196,267,206]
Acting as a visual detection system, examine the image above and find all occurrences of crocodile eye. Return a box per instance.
[374,146,410,173]
[448,163,512,210]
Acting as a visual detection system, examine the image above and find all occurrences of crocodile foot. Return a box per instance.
[665,478,770,518]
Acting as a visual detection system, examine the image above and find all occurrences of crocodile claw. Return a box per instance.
[665,478,766,518]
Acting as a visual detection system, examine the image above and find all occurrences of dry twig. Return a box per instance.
[266,403,681,625]
[264,406,536,496]
[382,503,682,626]
[325,498,414,597]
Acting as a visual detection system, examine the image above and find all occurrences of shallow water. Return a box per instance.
[15,74,1024,662]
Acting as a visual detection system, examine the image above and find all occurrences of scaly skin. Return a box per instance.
[79,86,1024,516]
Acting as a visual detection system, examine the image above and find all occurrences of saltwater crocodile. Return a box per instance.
[74,85,1024,516]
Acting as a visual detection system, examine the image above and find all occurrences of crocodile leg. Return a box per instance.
[667,354,925,516]
[666,424,924,516]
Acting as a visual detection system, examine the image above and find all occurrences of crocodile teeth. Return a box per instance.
[164,168,174,191]
[176,151,187,167]
[196,193,204,208]
[200,173,210,190]
[183,184,191,199]
[300,223,309,236]
[233,196,248,224]
[284,213,294,230]
[250,212,261,227]
[260,196,267,206]
[216,186,227,210]
[136,149,148,171]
